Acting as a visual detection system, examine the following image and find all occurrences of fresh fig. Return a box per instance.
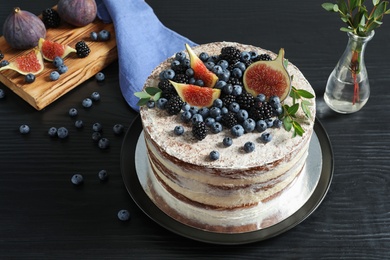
[0,49,44,75]
[185,44,218,88]
[2,7,46,50]
[243,48,291,101]
[170,81,221,108]
[38,38,76,61]
[57,0,97,27]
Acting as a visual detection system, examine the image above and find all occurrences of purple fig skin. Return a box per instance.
[2,7,46,50]
[57,0,97,27]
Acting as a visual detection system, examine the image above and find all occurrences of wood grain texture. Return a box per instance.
[0,0,390,259]
[0,8,117,110]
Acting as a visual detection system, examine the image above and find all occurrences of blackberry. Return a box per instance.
[158,79,177,100]
[173,73,189,84]
[166,95,184,115]
[42,8,61,28]
[220,46,241,64]
[221,111,238,128]
[236,92,255,110]
[221,94,236,107]
[75,41,90,58]
[253,53,272,62]
[227,77,243,86]
[172,64,188,74]
[249,102,274,121]
[192,121,207,141]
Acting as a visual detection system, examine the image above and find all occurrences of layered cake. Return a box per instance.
[138,42,316,233]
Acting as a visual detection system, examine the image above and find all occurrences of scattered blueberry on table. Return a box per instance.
[117,209,130,221]
[19,124,30,134]
[71,174,84,186]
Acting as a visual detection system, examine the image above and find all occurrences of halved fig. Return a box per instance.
[38,38,76,61]
[243,48,291,101]
[0,49,44,75]
[170,81,221,108]
[185,44,218,88]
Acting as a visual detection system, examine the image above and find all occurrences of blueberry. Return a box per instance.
[219,69,230,82]
[19,124,30,134]
[244,141,255,153]
[182,103,190,111]
[181,58,190,67]
[180,111,192,123]
[215,81,226,90]
[232,67,242,78]
[92,122,103,132]
[92,132,102,142]
[82,98,93,108]
[68,108,78,117]
[95,72,105,81]
[157,98,168,109]
[90,91,101,101]
[113,124,124,135]
[234,62,246,72]
[0,60,9,67]
[147,100,155,108]
[232,85,242,96]
[269,96,281,107]
[222,83,233,95]
[212,65,223,75]
[74,120,84,129]
[174,125,184,136]
[210,122,223,134]
[98,137,110,149]
[265,118,274,128]
[256,120,268,132]
[71,174,84,185]
[210,106,222,118]
[198,107,209,118]
[185,68,194,77]
[57,127,68,139]
[170,60,181,70]
[191,113,203,124]
[204,117,215,127]
[273,119,283,128]
[274,104,283,115]
[162,69,175,80]
[117,209,130,221]
[189,106,198,115]
[49,71,60,81]
[188,78,196,84]
[199,52,209,62]
[98,169,108,181]
[237,109,248,122]
[209,150,220,161]
[98,30,111,41]
[250,51,258,59]
[243,118,256,132]
[194,79,204,86]
[90,31,98,41]
[0,89,5,99]
[240,51,251,62]
[57,64,68,74]
[48,127,57,137]
[231,124,244,137]
[25,73,35,83]
[223,137,233,147]
[221,107,229,115]
[53,56,64,68]
[205,61,215,70]
[229,102,240,113]
[212,98,223,108]
[175,51,186,61]
[256,94,266,102]
[261,132,273,143]
[217,59,229,69]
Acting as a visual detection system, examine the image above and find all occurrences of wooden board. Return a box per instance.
[0,17,117,110]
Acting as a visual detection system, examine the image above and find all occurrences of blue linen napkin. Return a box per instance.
[95,0,197,112]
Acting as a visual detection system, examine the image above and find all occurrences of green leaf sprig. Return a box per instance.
[281,86,315,137]
[322,0,390,36]
[134,87,162,106]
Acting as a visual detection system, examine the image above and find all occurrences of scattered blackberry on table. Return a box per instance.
[221,111,238,128]
[25,73,35,83]
[71,174,83,186]
[236,92,255,110]
[166,95,184,115]
[75,41,90,58]
[19,124,30,134]
[42,8,61,28]
[220,46,241,65]
[192,121,207,141]
[158,79,177,100]
[117,209,130,221]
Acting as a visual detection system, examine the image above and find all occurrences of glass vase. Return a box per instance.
[324,31,374,114]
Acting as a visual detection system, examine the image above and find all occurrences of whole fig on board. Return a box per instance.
[57,0,97,27]
[2,7,46,50]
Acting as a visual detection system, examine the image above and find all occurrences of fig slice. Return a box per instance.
[243,48,291,101]
[0,49,44,75]
[185,44,218,88]
[38,38,76,61]
[170,81,221,108]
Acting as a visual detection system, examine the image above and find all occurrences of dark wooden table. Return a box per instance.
[1,0,389,258]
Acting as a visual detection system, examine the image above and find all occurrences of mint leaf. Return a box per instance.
[145,87,161,96]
